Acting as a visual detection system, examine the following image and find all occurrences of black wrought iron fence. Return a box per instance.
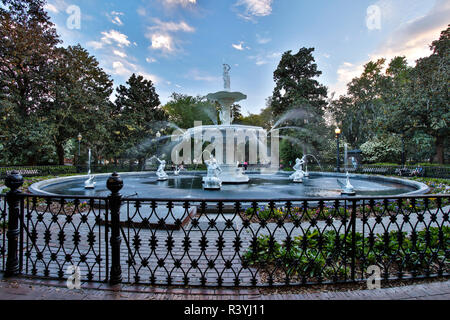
[0,171,449,287]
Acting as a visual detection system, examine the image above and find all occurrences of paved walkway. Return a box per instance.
[0,276,449,300]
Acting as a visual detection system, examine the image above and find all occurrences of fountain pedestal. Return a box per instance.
[219,164,249,184]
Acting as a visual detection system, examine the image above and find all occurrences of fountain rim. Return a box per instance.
[28,171,430,198]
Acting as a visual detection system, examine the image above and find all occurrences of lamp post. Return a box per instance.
[335,128,341,173]
[77,133,82,166]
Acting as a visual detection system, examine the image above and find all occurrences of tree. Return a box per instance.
[163,93,216,129]
[407,26,449,164]
[114,74,167,164]
[271,48,330,160]
[46,45,114,165]
[0,0,60,164]
[271,47,328,117]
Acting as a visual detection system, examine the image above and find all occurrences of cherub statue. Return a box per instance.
[290,157,306,183]
[203,157,222,190]
[156,158,169,181]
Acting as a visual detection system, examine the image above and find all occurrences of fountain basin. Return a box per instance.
[29,171,429,200]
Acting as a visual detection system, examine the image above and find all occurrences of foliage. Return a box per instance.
[244,227,450,278]
[360,135,403,163]
[113,73,167,163]
[163,93,216,130]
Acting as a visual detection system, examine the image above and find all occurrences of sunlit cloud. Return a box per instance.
[113,50,127,58]
[235,0,273,21]
[101,30,131,47]
[149,33,174,52]
[146,19,195,54]
[159,0,197,8]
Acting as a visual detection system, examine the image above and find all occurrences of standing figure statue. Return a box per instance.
[290,157,306,183]
[223,64,231,91]
[203,157,222,190]
[156,158,169,181]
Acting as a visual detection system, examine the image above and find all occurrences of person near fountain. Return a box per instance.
[156,158,169,181]
[290,157,306,183]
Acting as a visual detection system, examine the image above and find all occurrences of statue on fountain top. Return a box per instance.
[203,157,222,190]
[290,157,306,183]
[156,158,169,181]
[223,64,231,91]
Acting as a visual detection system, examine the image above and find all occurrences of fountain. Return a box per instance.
[156,158,169,181]
[339,143,356,195]
[182,64,268,184]
[29,65,430,200]
[290,156,306,183]
[202,156,222,190]
[84,149,96,189]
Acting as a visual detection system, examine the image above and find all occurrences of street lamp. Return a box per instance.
[335,128,341,173]
[77,132,82,157]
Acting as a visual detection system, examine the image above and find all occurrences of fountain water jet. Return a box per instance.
[84,149,96,189]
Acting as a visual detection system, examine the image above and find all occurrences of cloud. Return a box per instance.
[329,0,449,97]
[146,19,195,54]
[235,0,273,21]
[44,3,59,13]
[113,50,127,58]
[159,0,197,8]
[87,41,104,50]
[232,42,245,51]
[110,60,160,84]
[256,34,271,44]
[249,51,281,66]
[149,34,174,52]
[108,11,124,26]
[146,57,157,63]
[187,69,221,82]
[149,19,195,33]
[101,30,131,47]
[232,41,251,51]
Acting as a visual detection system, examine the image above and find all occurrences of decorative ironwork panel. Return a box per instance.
[0,194,6,271]
[22,196,109,282]
[3,193,449,287]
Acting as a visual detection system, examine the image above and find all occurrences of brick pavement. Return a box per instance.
[0,276,449,300]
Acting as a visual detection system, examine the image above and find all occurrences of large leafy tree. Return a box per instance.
[0,0,59,164]
[114,74,167,164]
[407,27,449,164]
[163,93,216,129]
[47,45,114,165]
[270,47,329,162]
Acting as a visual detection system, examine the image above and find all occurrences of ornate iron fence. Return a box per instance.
[0,171,449,287]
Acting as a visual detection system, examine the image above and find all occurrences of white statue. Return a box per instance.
[173,165,184,176]
[84,169,96,189]
[156,158,169,181]
[223,64,231,90]
[203,157,222,190]
[290,157,306,183]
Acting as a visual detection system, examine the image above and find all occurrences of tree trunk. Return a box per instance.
[56,143,65,165]
[433,136,445,164]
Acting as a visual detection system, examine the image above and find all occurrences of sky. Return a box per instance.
[44,0,450,115]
